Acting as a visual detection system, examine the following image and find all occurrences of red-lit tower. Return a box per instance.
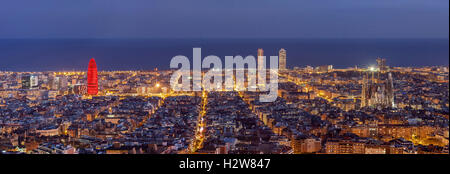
[87,58,98,95]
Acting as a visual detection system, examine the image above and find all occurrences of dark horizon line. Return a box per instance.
[0,37,448,40]
[1,65,449,73]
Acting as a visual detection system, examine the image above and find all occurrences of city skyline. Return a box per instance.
[0,0,448,159]
[1,56,448,154]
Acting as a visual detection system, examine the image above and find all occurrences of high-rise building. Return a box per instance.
[87,58,98,95]
[257,48,264,57]
[58,76,68,91]
[257,48,266,70]
[30,75,38,89]
[21,74,38,89]
[279,48,287,70]
[21,75,31,89]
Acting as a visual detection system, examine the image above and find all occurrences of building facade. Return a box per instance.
[87,58,98,95]
[279,48,287,70]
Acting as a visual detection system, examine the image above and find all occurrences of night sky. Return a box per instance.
[0,0,448,39]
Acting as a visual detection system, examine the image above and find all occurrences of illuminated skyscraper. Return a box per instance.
[58,76,68,91]
[87,58,98,95]
[257,48,265,70]
[21,75,31,89]
[21,74,38,89]
[257,48,265,86]
[279,48,287,70]
[257,48,264,57]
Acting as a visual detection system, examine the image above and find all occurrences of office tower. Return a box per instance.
[257,48,265,88]
[258,48,264,57]
[47,75,54,90]
[21,74,38,89]
[50,76,57,90]
[21,75,31,89]
[279,48,287,70]
[257,48,264,61]
[58,76,68,91]
[30,75,38,89]
[87,58,98,95]
[257,48,265,69]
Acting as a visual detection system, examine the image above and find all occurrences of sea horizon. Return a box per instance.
[0,38,448,72]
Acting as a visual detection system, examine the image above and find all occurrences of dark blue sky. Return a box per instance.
[0,0,448,39]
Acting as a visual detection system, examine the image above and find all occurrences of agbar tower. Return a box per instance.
[87,58,98,95]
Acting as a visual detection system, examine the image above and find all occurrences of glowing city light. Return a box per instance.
[87,58,98,95]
